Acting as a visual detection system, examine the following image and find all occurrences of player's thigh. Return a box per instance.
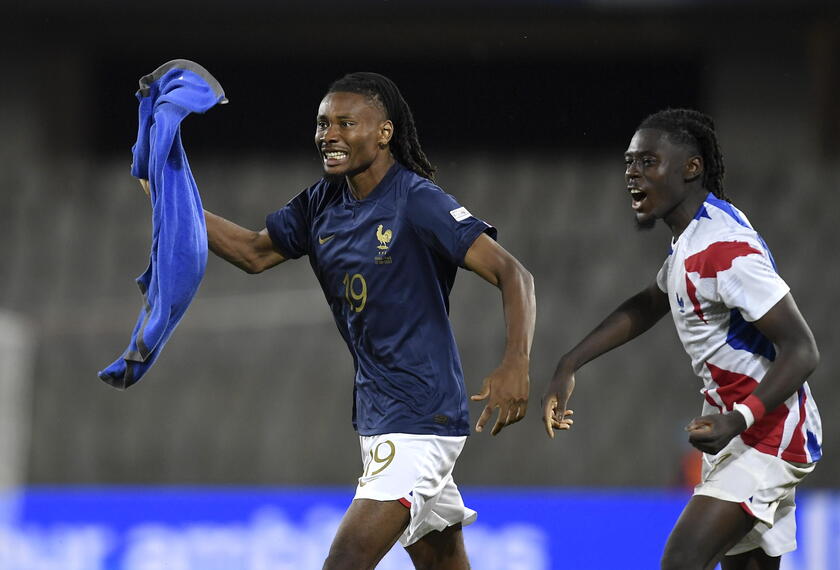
[662,495,755,569]
[720,549,780,570]
[324,498,411,570]
[405,522,469,570]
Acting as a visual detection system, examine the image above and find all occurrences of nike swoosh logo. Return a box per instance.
[319,234,336,245]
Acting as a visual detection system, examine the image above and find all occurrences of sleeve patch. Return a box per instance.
[449,207,471,222]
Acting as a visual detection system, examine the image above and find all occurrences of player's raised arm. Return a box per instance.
[204,211,286,274]
[542,281,670,438]
[464,233,535,436]
[138,178,286,274]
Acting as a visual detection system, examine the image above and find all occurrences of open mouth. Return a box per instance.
[323,150,348,165]
[629,188,647,202]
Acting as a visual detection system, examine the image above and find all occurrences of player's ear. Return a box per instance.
[684,155,703,183]
[378,120,393,148]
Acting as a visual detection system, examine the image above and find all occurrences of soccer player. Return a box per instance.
[151,72,534,569]
[541,109,821,570]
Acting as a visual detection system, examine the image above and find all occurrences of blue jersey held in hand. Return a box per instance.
[99,60,226,389]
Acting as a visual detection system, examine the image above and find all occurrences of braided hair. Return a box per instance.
[327,72,436,181]
[639,108,729,201]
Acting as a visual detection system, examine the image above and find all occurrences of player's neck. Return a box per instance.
[664,186,708,239]
[347,155,396,200]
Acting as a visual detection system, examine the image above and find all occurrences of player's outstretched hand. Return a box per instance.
[685,412,746,454]
[138,178,151,198]
[471,358,529,436]
[541,370,575,439]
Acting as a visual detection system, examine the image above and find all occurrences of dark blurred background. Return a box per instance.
[0,0,837,490]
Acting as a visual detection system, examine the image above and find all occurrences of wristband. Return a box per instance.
[732,395,766,430]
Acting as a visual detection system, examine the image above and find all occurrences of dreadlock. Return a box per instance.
[639,108,729,202]
[327,72,436,181]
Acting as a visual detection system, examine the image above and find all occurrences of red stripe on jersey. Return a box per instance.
[684,241,763,278]
[685,274,708,323]
[706,362,758,402]
[704,389,722,411]
[780,388,808,462]
[683,241,762,324]
[706,362,787,456]
[398,497,412,509]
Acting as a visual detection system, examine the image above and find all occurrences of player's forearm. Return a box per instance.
[497,258,536,364]
[204,210,278,274]
[734,294,819,425]
[557,285,668,374]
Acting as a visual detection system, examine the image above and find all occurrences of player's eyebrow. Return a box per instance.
[317,113,356,120]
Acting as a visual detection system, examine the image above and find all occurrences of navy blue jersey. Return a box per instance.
[266,162,496,436]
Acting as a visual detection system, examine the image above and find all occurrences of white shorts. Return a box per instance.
[353,433,477,547]
[693,436,815,557]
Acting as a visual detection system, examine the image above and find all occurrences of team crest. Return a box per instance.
[376,224,392,250]
[375,224,393,264]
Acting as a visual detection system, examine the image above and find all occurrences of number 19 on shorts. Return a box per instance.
[343,272,367,312]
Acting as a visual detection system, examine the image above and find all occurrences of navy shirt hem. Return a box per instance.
[356,424,471,437]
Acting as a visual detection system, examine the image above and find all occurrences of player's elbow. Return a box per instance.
[500,258,534,295]
[238,235,282,274]
[508,255,532,284]
[238,254,272,274]
[210,247,267,274]
[785,336,820,378]
[239,261,265,274]
[802,340,820,375]
[521,264,535,297]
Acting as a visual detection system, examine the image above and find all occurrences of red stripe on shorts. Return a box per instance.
[398,497,411,509]
[739,501,755,518]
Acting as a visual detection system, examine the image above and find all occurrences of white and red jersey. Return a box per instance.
[656,193,822,463]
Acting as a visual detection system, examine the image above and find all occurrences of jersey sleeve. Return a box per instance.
[715,244,790,322]
[265,190,311,259]
[656,255,671,293]
[405,185,497,267]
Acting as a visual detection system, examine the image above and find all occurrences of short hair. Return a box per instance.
[327,72,436,181]
[638,108,728,201]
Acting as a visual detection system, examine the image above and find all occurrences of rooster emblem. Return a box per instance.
[376,224,392,250]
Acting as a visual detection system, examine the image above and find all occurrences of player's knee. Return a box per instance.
[322,547,374,570]
[408,549,448,570]
[661,544,705,570]
[408,557,432,570]
[409,552,469,570]
[406,527,469,570]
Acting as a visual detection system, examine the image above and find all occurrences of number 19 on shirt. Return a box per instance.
[343,272,367,312]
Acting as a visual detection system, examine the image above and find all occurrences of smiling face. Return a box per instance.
[624,128,704,234]
[315,91,393,181]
